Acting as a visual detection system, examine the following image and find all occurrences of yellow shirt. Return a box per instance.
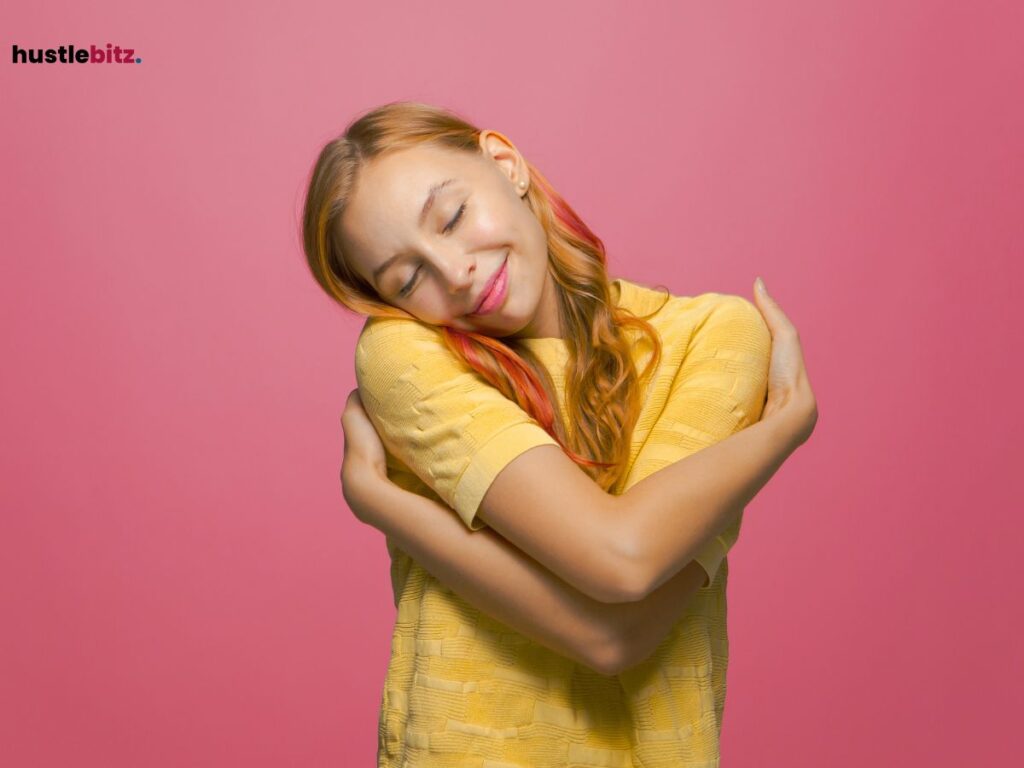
[355,278,771,767]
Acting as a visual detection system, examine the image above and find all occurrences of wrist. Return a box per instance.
[341,458,390,521]
[771,382,818,449]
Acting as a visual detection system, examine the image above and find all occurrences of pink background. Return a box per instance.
[2,1,1021,765]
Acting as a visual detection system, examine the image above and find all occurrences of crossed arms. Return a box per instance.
[344,294,812,675]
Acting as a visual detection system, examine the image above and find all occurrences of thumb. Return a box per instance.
[752,276,781,332]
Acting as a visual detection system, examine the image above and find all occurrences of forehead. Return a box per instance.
[339,144,480,267]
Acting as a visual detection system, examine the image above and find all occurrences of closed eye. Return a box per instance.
[443,202,466,234]
[397,202,467,299]
[398,265,420,298]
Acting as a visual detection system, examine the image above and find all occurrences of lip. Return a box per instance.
[470,255,509,316]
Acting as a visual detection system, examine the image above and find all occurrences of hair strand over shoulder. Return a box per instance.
[301,100,668,492]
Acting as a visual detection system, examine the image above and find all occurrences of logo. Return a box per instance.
[12,44,142,64]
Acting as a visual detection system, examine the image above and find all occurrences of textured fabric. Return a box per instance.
[354,278,771,767]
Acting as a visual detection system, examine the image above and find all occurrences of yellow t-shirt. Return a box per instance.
[354,278,771,767]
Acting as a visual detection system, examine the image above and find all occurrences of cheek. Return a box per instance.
[407,287,451,325]
[523,216,548,273]
[470,205,505,241]
[477,191,529,240]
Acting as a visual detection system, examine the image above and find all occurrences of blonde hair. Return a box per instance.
[301,101,667,492]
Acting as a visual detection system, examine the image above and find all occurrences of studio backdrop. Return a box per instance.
[2,1,1021,766]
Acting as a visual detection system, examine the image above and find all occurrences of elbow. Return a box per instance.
[600,523,655,604]
[590,651,627,677]
[584,547,650,604]
[611,563,652,604]
[588,633,644,677]
[591,564,647,604]
[583,633,634,677]
[583,499,654,604]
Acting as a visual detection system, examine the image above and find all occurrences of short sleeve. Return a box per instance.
[353,317,560,531]
[690,517,742,589]
[638,293,772,587]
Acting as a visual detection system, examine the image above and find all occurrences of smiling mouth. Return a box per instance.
[470,255,509,315]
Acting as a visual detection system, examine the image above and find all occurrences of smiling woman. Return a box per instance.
[336,138,560,340]
[301,101,817,767]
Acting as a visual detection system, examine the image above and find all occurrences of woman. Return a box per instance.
[302,101,817,767]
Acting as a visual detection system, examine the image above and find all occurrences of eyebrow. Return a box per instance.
[371,177,457,286]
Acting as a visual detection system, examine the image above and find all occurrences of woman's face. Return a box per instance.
[337,133,561,339]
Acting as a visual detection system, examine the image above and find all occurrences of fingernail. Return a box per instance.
[755,276,766,293]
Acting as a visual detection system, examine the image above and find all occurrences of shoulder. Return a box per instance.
[354,316,466,389]
[356,314,446,344]
[618,278,764,335]
[611,279,769,354]
[681,292,771,355]
[689,291,765,327]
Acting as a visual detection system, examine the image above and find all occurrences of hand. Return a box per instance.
[340,388,389,514]
[751,277,818,446]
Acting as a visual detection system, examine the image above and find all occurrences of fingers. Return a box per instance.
[340,389,359,461]
[345,388,363,409]
[344,388,365,414]
[341,388,364,429]
[752,277,797,338]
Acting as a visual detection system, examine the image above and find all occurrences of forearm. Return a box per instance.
[615,558,710,673]
[345,466,630,673]
[344,466,712,675]
[617,410,803,599]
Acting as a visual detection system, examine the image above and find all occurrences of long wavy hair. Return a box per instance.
[302,101,668,493]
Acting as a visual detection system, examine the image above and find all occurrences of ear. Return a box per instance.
[478,129,530,196]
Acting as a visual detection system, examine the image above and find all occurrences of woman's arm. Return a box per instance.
[475,286,816,604]
[479,405,806,604]
[340,292,777,675]
[350,281,816,606]
[343,462,710,677]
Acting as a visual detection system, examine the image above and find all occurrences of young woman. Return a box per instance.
[302,101,817,768]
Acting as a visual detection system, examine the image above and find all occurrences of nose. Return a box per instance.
[435,251,475,294]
